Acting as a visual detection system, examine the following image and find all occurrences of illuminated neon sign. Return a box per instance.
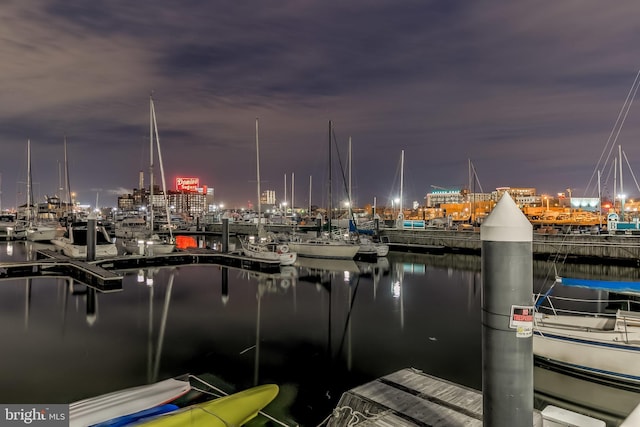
[176,177,200,192]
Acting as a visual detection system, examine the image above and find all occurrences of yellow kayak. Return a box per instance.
[140,384,279,426]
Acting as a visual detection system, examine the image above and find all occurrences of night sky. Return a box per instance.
[2,1,640,211]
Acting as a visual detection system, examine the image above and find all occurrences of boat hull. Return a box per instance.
[533,314,640,385]
[139,384,279,426]
[69,377,191,427]
[241,240,297,265]
[26,226,62,242]
[287,241,359,259]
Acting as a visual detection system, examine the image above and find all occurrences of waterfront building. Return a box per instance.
[116,176,216,217]
[425,188,465,207]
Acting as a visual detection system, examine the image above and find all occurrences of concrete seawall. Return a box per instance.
[202,222,640,266]
[380,228,640,265]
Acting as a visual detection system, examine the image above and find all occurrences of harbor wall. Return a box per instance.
[381,228,640,265]
[203,222,640,265]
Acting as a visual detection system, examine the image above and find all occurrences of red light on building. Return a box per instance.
[176,177,200,192]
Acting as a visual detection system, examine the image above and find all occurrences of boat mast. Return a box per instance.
[619,145,624,220]
[399,149,404,220]
[63,136,72,220]
[308,175,312,218]
[255,117,262,235]
[151,97,173,241]
[328,120,332,232]
[149,95,154,233]
[26,139,32,222]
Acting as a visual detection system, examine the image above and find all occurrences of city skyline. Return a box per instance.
[2,2,640,210]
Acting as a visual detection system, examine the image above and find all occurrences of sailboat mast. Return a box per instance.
[64,136,71,218]
[256,118,261,224]
[308,175,312,217]
[399,149,404,218]
[151,98,173,240]
[26,139,32,220]
[348,137,353,220]
[149,96,155,232]
[328,120,332,231]
[619,145,624,199]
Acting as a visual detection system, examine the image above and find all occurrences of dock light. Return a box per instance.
[137,269,144,283]
[6,242,12,256]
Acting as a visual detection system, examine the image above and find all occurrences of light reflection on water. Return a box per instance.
[0,240,637,426]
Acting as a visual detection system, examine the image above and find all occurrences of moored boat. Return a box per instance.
[240,236,297,266]
[51,221,118,258]
[533,292,640,387]
[239,118,297,266]
[286,235,359,260]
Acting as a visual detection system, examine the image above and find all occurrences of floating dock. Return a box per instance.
[326,368,629,426]
[0,248,282,292]
[327,368,485,426]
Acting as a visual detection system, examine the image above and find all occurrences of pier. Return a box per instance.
[0,248,283,291]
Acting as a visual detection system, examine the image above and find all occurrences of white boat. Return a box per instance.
[356,235,390,257]
[69,376,191,427]
[17,140,64,242]
[240,118,297,265]
[533,293,640,386]
[26,221,63,242]
[51,221,118,258]
[286,234,359,259]
[241,235,297,266]
[114,216,149,239]
[122,233,176,256]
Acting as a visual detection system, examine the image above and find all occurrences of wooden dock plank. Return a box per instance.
[382,369,483,416]
[328,368,483,426]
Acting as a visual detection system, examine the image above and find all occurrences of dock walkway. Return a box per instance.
[0,248,281,291]
[326,368,485,426]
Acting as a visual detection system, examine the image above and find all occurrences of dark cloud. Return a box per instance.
[1,1,640,210]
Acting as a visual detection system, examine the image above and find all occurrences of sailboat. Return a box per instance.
[286,121,360,260]
[345,136,388,258]
[21,139,63,242]
[533,288,640,387]
[239,118,297,266]
[122,96,175,255]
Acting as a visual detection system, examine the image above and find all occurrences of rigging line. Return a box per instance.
[593,95,638,199]
[585,69,640,196]
[622,150,640,195]
[470,161,484,193]
[331,126,351,204]
[331,127,360,228]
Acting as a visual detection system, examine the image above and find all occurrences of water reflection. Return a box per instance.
[0,241,638,425]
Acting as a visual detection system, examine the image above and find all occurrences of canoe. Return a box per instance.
[139,383,279,426]
[69,377,191,427]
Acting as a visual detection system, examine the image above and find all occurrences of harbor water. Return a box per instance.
[0,239,638,426]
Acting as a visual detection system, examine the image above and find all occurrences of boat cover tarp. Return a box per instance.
[558,276,640,293]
